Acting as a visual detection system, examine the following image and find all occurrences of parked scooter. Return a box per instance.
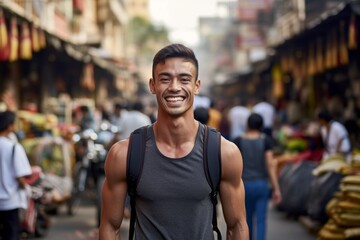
[20,166,51,238]
[68,123,116,226]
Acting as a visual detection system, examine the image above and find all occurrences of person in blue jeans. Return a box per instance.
[232,113,282,240]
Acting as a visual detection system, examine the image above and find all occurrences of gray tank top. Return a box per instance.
[236,135,268,181]
[135,123,214,240]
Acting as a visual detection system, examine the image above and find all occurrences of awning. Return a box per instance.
[0,1,129,77]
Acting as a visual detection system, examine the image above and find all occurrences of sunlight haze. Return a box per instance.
[149,0,219,47]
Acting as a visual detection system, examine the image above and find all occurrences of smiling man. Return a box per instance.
[99,44,249,240]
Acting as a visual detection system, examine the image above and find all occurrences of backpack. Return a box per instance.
[126,124,222,240]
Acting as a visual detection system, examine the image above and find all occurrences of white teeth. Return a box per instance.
[166,97,183,102]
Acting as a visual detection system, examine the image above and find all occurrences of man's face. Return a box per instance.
[149,57,200,117]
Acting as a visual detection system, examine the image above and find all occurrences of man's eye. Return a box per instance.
[160,78,170,82]
[181,78,190,82]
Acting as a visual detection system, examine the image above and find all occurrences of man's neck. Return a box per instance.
[0,131,9,138]
[153,118,198,144]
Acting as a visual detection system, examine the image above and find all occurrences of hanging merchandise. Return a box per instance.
[20,22,32,60]
[0,8,9,61]
[339,20,349,66]
[288,47,295,75]
[9,17,18,62]
[348,13,357,50]
[280,52,289,73]
[39,29,46,49]
[331,27,339,68]
[81,63,95,91]
[306,76,316,116]
[307,43,315,76]
[31,25,40,52]
[325,30,332,69]
[316,37,324,74]
[73,0,84,14]
[272,64,284,98]
[300,52,307,80]
[292,50,301,79]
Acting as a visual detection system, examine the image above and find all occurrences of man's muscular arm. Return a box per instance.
[99,139,129,240]
[219,137,249,240]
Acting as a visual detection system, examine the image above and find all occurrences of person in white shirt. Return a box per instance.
[228,105,251,141]
[252,100,276,138]
[318,109,351,162]
[120,101,152,139]
[110,103,128,135]
[0,111,32,240]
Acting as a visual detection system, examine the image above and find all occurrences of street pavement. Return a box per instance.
[27,201,316,240]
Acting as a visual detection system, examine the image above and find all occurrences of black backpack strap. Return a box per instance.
[126,126,148,240]
[203,125,222,240]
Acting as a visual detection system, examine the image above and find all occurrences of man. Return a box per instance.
[99,44,249,239]
[252,98,276,138]
[0,111,32,240]
[78,105,97,131]
[318,109,351,162]
[228,103,251,141]
[110,102,128,133]
[120,101,152,140]
[208,99,222,130]
[194,106,210,125]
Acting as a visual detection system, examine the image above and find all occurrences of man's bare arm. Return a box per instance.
[219,138,249,240]
[99,140,129,240]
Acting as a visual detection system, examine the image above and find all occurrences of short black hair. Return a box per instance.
[194,107,209,124]
[152,43,199,80]
[0,111,16,132]
[318,109,333,122]
[247,113,263,131]
[132,101,144,112]
[114,102,126,111]
[79,105,90,113]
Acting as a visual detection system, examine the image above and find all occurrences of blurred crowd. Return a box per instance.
[193,95,358,165]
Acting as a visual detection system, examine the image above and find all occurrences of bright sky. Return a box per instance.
[149,0,219,47]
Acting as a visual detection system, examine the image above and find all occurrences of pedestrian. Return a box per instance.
[208,99,222,130]
[228,100,251,141]
[194,106,210,124]
[232,113,282,240]
[110,102,128,135]
[252,98,276,139]
[0,111,32,240]
[317,108,351,162]
[120,100,152,140]
[78,105,97,131]
[99,43,249,239]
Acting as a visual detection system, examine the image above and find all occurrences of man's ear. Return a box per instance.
[149,78,155,94]
[194,79,200,95]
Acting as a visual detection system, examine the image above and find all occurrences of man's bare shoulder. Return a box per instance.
[220,137,243,179]
[220,137,242,162]
[105,138,130,183]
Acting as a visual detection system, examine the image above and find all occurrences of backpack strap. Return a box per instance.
[203,125,222,240]
[126,126,147,240]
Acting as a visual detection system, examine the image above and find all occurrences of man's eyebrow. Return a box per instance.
[158,72,171,77]
[158,72,192,77]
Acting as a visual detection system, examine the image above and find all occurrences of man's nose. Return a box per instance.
[168,79,181,91]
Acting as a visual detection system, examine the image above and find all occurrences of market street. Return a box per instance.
[27,197,316,240]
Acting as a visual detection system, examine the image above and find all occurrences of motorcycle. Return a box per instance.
[69,123,116,226]
[20,166,51,238]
